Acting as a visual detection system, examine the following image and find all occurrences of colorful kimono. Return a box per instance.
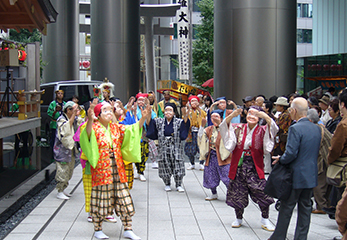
[80,120,141,232]
[146,117,190,187]
[220,118,278,219]
[184,108,207,165]
[273,110,291,156]
[54,113,77,194]
[198,125,232,193]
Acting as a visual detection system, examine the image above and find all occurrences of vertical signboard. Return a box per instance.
[177,0,190,81]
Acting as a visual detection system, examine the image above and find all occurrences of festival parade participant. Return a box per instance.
[219,106,278,231]
[80,101,151,239]
[132,93,157,182]
[54,101,80,200]
[146,102,190,192]
[198,109,232,201]
[185,95,207,170]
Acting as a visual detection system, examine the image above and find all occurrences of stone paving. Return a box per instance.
[3,162,342,240]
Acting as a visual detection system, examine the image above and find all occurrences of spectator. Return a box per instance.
[326,98,342,134]
[307,109,332,214]
[270,97,321,240]
[319,95,332,125]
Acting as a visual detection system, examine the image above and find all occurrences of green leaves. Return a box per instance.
[192,0,214,87]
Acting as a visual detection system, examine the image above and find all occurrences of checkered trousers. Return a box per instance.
[82,168,92,213]
[90,157,135,231]
[158,138,185,187]
[124,163,134,190]
[135,141,149,174]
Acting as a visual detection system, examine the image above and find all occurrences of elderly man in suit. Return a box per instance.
[269,97,321,240]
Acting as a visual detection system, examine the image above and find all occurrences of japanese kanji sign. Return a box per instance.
[177,0,190,80]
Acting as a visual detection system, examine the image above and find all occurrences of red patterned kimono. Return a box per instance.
[80,120,138,232]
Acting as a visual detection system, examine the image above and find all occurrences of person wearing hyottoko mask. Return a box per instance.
[185,95,207,171]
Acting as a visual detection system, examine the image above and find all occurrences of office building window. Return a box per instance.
[297,29,312,43]
[297,3,313,18]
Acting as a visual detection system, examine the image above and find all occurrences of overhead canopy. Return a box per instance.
[0,0,58,34]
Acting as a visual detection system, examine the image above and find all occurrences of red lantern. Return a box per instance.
[82,61,90,68]
[18,50,27,61]
[316,64,322,71]
[311,64,317,71]
[308,65,311,71]
[331,64,337,71]
[323,64,330,71]
[79,61,82,67]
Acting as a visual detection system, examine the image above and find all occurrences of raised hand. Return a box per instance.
[126,96,135,109]
[88,101,97,120]
[201,118,207,127]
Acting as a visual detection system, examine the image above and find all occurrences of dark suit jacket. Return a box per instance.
[279,117,321,189]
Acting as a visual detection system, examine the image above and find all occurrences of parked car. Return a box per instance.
[40,80,102,140]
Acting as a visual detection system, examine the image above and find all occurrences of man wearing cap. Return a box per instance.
[47,90,66,157]
[146,102,190,192]
[185,95,207,170]
[208,97,240,126]
[158,90,179,118]
[133,93,157,182]
[272,97,291,158]
[241,96,254,123]
[53,101,79,200]
[80,101,150,240]
[319,95,332,125]
[198,109,232,201]
[219,105,278,231]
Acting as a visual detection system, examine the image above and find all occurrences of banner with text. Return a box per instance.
[177,0,190,80]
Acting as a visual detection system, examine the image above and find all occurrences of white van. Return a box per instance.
[40,80,102,138]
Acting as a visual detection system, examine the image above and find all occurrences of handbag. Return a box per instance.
[326,157,347,188]
[264,163,292,200]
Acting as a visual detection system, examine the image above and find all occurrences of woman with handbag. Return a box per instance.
[219,106,279,231]
[79,101,150,240]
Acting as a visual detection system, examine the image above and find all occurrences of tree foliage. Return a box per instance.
[8,29,42,44]
[192,0,214,86]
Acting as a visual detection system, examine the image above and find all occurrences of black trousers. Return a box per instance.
[270,188,313,240]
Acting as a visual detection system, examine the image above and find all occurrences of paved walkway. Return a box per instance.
[3,162,342,240]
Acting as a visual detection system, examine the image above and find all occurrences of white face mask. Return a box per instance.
[99,103,113,122]
[164,107,174,120]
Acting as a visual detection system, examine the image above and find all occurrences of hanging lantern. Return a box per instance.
[82,60,90,68]
[323,64,330,71]
[331,64,337,71]
[18,50,27,61]
[79,61,82,67]
[307,65,311,71]
[316,64,322,71]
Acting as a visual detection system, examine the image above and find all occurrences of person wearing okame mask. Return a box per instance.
[185,95,207,170]
[80,101,151,240]
[198,109,232,201]
[146,102,190,192]
[219,106,279,231]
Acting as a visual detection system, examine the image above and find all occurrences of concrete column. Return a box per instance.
[91,0,140,102]
[42,0,79,83]
[214,0,296,103]
[144,16,156,93]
